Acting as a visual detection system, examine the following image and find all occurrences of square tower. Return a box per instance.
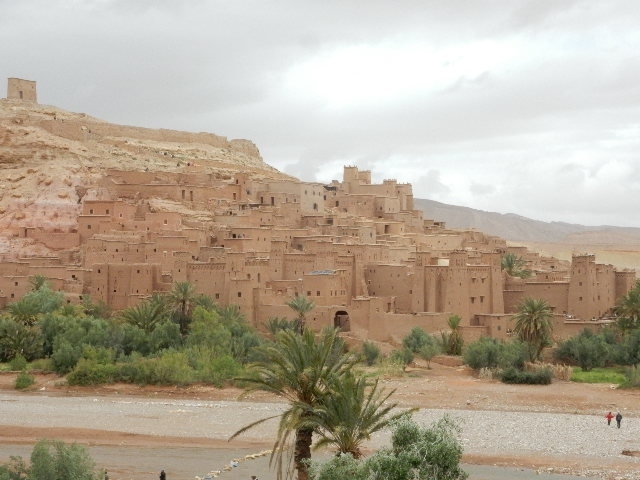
[7,78,37,103]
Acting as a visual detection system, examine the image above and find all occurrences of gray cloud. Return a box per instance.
[2,0,640,226]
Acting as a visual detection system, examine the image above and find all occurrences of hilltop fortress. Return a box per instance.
[0,79,635,344]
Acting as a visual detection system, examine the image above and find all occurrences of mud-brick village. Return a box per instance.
[0,77,636,344]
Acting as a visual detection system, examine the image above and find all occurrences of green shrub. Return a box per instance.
[361,341,381,366]
[198,354,242,387]
[621,365,640,388]
[402,327,431,353]
[390,348,414,371]
[15,371,35,390]
[0,455,28,480]
[29,439,98,480]
[554,329,610,371]
[51,339,82,374]
[29,358,54,372]
[67,359,118,386]
[463,337,501,370]
[500,367,552,384]
[310,415,467,480]
[9,355,27,372]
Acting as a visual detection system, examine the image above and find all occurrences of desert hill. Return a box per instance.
[0,98,293,257]
[414,198,640,271]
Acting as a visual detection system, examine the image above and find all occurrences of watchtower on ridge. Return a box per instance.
[6,78,37,103]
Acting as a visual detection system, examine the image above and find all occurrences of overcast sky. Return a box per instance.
[2,1,640,227]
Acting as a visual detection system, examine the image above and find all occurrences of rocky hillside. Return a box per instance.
[0,99,293,257]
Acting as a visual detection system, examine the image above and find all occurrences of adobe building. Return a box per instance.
[0,118,635,348]
[6,78,37,102]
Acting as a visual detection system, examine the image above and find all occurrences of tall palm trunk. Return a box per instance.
[293,427,313,480]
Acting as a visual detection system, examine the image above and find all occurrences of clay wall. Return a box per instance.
[302,270,349,306]
[0,276,31,301]
[333,194,377,217]
[417,234,464,252]
[616,271,636,299]
[89,263,159,310]
[568,255,617,320]
[283,252,316,280]
[365,264,413,313]
[505,282,570,315]
[472,313,514,340]
[374,220,404,236]
[38,119,232,149]
[374,196,401,216]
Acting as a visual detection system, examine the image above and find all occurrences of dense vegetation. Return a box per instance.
[0,439,100,480]
[462,285,640,386]
[0,279,266,387]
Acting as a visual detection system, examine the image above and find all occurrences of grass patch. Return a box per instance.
[571,367,627,385]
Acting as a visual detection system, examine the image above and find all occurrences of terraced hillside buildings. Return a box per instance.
[0,80,635,344]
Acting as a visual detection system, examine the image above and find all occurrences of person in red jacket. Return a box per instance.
[605,411,614,425]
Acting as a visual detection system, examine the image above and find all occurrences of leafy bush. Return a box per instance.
[67,359,119,386]
[51,339,82,374]
[390,348,414,371]
[9,355,27,372]
[15,371,35,390]
[402,327,431,353]
[198,354,242,387]
[28,439,99,480]
[361,340,381,366]
[463,338,527,371]
[621,365,640,388]
[311,415,468,480]
[29,358,53,372]
[0,318,43,362]
[463,337,501,370]
[500,367,552,384]
[554,329,610,371]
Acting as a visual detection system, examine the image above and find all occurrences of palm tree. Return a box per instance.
[231,328,357,480]
[513,297,553,361]
[167,281,196,335]
[615,280,640,334]
[310,373,411,459]
[286,295,315,334]
[446,314,463,355]
[119,299,168,333]
[501,253,532,279]
[29,274,48,291]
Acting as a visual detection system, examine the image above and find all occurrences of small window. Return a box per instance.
[237,292,242,298]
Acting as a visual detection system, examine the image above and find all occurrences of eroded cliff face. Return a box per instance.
[0,99,292,258]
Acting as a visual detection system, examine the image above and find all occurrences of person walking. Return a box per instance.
[159,469,167,480]
[615,412,622,428]
[605,411,614,425]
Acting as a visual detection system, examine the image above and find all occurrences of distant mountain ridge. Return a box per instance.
[414,198,640,244]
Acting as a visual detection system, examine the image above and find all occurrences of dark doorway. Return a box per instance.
[334,310,350,331]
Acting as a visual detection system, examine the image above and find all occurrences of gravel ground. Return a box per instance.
[1,392,638,480]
